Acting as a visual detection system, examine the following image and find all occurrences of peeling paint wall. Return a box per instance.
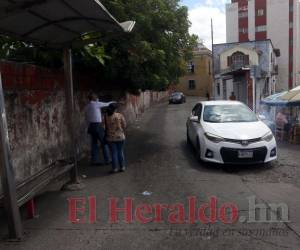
[0,61,167,194]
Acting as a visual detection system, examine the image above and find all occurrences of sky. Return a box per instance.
[180,0,231,49]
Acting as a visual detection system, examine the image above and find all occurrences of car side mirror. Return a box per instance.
[190,116,199,123]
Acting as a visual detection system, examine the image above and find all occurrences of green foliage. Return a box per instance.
[0,36,63,67]
[97,0,198,91]
[0,0,197,91]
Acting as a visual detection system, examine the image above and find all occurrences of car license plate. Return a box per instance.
[238,150,253,158]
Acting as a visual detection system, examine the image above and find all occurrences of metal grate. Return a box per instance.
[220,146,267,164]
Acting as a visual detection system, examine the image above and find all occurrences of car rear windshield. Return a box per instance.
[203,104,258,123]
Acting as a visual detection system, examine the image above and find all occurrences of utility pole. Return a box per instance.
[63,48,79,184]
[211,18,215,99]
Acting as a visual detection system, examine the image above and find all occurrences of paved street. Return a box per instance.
[1,97,300,250]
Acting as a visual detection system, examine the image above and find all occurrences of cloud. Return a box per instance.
[187,0,229,49]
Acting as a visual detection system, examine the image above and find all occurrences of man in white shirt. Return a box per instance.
[85,93,114,165]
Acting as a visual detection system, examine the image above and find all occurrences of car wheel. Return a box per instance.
[196,138,202,162]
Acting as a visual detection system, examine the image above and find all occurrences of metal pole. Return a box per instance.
[0,73,23,239]
[63,48,79,184]
[211,18,215,99]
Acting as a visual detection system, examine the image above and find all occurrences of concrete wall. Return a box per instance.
[266,0,289,91]
[0,61,167,193]
[294,0,300,86]
[226,2,239,43]
[248,0,255,41]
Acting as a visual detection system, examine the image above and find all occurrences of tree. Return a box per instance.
[87,0,198,91]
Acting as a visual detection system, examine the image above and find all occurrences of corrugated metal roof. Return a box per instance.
[0,0,134,48]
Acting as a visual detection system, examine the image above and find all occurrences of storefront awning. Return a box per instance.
[0,0,135,48]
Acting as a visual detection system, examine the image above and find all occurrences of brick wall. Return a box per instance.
[0,61,167,192]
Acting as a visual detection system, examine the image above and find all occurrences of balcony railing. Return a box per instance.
[219,63,250,75]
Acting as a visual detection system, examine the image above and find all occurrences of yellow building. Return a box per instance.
[176,43,213,97]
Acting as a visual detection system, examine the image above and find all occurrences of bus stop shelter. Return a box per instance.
[0,0,135,239]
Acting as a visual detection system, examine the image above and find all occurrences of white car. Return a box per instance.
[186,101,277,165]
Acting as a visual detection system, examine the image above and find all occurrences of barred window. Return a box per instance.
[239,28,248,34]
[188,80,196,90]
[228,51,250,67]
[257,9,264,16]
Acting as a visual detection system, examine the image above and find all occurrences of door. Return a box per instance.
[234,81,247,104]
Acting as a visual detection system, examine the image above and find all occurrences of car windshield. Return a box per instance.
[203,104,258,123]
[171,92,181,97]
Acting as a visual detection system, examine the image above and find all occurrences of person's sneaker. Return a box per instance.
[120,166,126,172]
[109,169,118,174]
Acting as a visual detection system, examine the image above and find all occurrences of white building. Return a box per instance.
[226,0,300,91]
[213,40,279,112]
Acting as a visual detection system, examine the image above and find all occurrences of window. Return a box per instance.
[271,52,273,63]
[257,9,264,16]
[228,51,249,68]
[255,25,267,32]
[192,104,202,117]
[187,61,195,73]
[188,80,196,90]
[223,80,227,100]
[238,11,248,18]
[217,82,220,96]
[203,105,258,123]
[239,28,248,34]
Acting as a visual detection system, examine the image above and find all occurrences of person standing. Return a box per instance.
[229,92,236,101]
[276,108,290,133]
[85,93,114,165]
[105,103,126,173]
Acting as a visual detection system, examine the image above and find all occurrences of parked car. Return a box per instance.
[186,101,277,165]
[258,114,276,135]
[169,92,186,104]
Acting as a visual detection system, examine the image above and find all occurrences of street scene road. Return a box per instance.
[1,1,300,249]
[1,97,300,250]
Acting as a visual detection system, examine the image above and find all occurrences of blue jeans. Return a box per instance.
[88,123,110,164]
[108,141,125,170]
